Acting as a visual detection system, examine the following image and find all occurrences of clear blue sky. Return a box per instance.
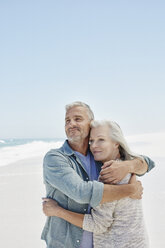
[0,0,165,138]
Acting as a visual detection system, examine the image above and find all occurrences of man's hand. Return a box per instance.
[99,160,130,184]
[129,174,143,199]
[42,198,62,217]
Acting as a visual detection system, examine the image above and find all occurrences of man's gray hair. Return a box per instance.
[65,101,94,121]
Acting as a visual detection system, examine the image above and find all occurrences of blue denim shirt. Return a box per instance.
[41,141,104,248]
[41,140,155,248]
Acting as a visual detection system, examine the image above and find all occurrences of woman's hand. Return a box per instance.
[42,197,84,228]
[42,198,62,217]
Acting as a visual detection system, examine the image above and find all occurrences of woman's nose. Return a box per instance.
[90,141,97,148]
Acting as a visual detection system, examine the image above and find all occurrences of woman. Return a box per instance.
[43,120,149,248]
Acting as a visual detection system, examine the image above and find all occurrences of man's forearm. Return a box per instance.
[101,184,136,204]
[126,158,148,175]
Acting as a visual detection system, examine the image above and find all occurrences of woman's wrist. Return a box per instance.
[56,207,65,218]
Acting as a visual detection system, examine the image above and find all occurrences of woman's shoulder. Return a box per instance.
[117,173,132,185]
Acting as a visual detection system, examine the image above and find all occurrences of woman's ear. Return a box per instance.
[114,142,119,149]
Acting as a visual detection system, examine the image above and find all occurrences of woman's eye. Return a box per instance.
[99,139,105,142]
[89,140,93,145]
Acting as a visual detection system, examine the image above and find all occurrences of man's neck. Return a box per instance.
[68,139,89,156]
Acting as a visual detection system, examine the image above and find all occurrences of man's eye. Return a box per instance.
[65,120,70,124]
[75,118,81,121]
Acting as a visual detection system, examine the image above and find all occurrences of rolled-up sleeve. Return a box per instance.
[143,155,155,172]
[43,151,104,208]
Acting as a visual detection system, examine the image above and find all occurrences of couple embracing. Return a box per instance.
[41,101,155,248]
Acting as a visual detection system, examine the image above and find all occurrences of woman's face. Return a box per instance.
[89,125,119,163]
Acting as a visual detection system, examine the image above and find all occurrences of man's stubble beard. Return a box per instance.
[67,132,89,145]
[67,135,84,144]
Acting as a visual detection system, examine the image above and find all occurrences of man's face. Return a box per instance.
[65,106,91,143]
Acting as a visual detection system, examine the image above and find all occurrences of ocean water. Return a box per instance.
[0,132,164,167]
[0,138,64,167]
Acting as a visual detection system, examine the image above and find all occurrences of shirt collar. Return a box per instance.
[62,140,103,167]
[62,140,75,156]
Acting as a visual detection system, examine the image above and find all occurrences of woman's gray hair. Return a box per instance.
[65,101,94,121]
[91,120,143,161]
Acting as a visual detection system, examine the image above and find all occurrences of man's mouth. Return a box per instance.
[69,128,80,132]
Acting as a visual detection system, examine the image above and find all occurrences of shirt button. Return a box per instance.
[77,240,80,243]
[86,177,89,180]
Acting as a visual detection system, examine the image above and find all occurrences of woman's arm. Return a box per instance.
[59,209,84,228]
[42,198,84,228]
[83,202,116,234]
[43,198,116,234]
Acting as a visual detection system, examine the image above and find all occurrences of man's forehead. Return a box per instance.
[65,106,87,116]
[65,114,83,120]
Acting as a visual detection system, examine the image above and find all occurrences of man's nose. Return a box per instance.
[68,119,76,127]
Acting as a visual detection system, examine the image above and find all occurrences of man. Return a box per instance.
[41,101,155,248]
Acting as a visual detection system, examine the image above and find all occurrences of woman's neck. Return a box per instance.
[103,151,120,163]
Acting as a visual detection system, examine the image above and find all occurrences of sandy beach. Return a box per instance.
[0,156,46,248]
[0,155,164,248]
